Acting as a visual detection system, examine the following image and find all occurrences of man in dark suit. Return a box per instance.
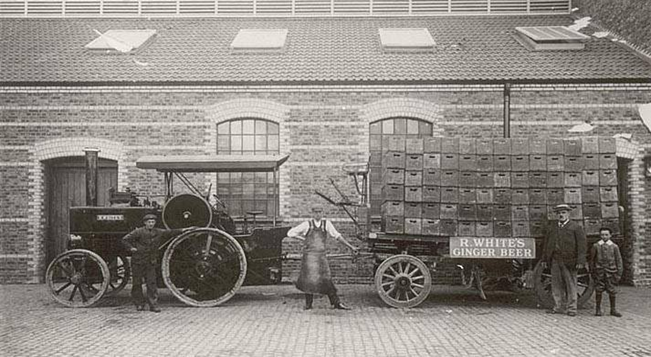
[541,204,587,316]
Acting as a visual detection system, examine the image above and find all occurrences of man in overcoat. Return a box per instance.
[287,206,359,310]
[122,213,186,312]
[541,204,587,316]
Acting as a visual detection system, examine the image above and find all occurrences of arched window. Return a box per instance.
[369,117,433,216]
[216,119,280,218]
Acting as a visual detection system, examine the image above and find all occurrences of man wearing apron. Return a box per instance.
[287,206,359,310]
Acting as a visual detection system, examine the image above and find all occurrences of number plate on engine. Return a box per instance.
[96,214,124,221]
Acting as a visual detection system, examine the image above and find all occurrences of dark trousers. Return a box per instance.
[305,293,340,307]
[131,262,158,308]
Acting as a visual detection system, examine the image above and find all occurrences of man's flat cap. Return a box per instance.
[552,204,572,212]
[142,213,158,221]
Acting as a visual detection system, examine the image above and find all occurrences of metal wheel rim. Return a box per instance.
[104,255,130,297]
[45,249,110,308]
[533,261,595,308]
[375,254,432,308]
[162,228,247,307]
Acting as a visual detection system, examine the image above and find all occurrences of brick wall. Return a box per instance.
[1,83,651,286]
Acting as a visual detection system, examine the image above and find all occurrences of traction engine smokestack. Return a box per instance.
[83,148,100,206]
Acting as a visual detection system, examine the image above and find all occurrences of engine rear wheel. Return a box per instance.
[162,228,247,307]
[45,249,110,307]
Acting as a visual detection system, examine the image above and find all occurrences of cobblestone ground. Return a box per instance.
[1,284,650,357]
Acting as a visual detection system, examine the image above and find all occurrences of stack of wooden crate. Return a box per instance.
[379,136,619,237]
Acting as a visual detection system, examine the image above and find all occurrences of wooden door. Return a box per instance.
[46,157,117,264]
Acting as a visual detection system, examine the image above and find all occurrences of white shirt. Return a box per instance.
[287,219,342,240]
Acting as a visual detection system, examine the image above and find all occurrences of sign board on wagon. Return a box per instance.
[450,237,536,259]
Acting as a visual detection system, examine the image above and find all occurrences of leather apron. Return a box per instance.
[295,220,336,295]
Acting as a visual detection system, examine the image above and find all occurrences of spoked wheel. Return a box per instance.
[375,254,432,308]
[533,260,595,308]
[104,255,130,297]
[45,249,110,307]
[162,227,247,307]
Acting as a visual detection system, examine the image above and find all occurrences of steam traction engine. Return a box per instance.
[45,154,291,307]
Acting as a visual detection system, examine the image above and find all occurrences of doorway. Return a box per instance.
[45,156,118,265]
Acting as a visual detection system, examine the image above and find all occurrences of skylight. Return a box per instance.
[85,29,157,54]
[514,26,590,51]
[230,29,288,53]
[378,28,435,52]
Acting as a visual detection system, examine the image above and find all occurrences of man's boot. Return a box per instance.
[595,293,603,316]
[304,294,313,310]
[329,293,351,310]
[609,295,622,317]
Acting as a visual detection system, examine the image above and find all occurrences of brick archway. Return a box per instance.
[27,138,126,282]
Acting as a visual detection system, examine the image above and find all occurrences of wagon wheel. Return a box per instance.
[104,255,130,297]
[162,227,247,307]
[45,249,110,308]
[375,254,432,308]
[533,260,595,309]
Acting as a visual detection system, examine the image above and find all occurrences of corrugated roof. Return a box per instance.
[1,16,650,84]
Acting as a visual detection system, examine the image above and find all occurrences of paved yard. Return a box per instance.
[1,283,650,357]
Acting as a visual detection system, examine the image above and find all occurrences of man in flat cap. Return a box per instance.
[541,204,587,316]
[122,213,187,312]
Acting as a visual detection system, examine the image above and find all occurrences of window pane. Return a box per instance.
[231,121,242,134]
[268,122,279,134]
[243,184,255,198]
[382,120,394,134]
[217,135,230,154]
[268,136,279,152]
[419,121,431,134]
[255,172,268,183]
[242,200,255,213]
[394,118,407,134]
[255,135,267,152]
[242,135,255,152]
[370,122,381,134]
[407,119,419,134]
[369,135,381,151]
[254,184,267,195]
[242,172,255,183]
[231,136,242,152]
[242,120,255,134]
[256,120,267,134]
[217,123,229,135]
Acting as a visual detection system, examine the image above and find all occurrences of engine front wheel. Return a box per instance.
[45,249,110,307]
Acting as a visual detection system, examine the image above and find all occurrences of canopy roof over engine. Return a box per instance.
[136,154,290,172]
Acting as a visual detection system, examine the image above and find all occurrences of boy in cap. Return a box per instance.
[590,227,623,317]
[287,206,359,310]
[541,204,587,316]
[122,213,187,312]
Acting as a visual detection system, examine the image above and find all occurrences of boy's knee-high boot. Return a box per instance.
[609,295,622,317]
[595,293,603,316]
